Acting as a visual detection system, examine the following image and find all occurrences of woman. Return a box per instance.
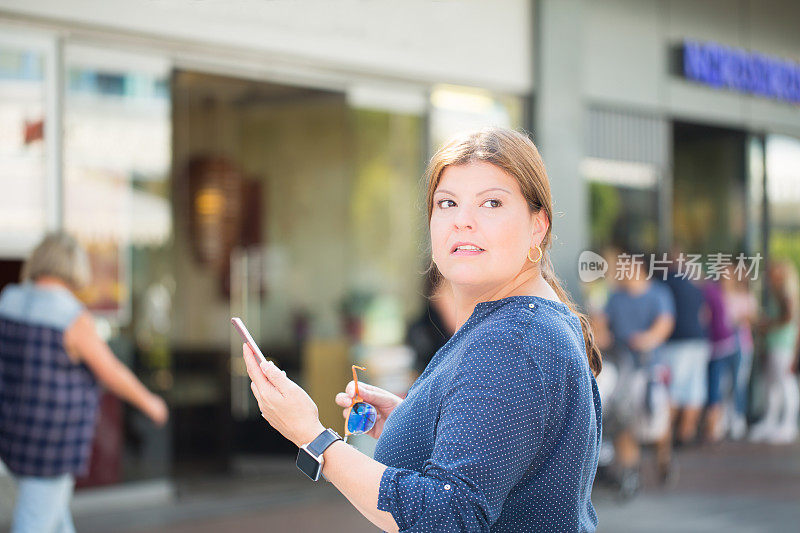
[725,273,758,440]
[750,260,799,444]
[0,233,168,533]
[703,267,740,443]
[243,128,602,532]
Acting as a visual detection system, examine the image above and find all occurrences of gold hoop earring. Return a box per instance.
[528,245,543,264]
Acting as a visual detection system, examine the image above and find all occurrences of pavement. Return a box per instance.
[5,440,798,532]
[594,440,800,532]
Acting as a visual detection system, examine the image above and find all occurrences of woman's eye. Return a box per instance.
[437,199,456,209]
[481,199,502,208]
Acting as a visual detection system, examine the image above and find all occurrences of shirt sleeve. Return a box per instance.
[377,325,549,532]
[654,284,676,318]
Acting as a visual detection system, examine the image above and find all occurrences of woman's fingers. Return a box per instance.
[335,392,352,407]
[250,382,268,415]
[242,343,290,395]
[258,359,290,397]
[251,382,276,423]
[243,346,281,405]
[251,381,263,407]
[243,346,265,384]
[345,380,381,398]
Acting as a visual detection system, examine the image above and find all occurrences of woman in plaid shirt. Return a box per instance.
[0,233,168,533]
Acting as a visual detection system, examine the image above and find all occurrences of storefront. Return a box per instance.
[0,0,530,496]
[2,0,800,509]
[579,0,800,269]
[575,0,800,428]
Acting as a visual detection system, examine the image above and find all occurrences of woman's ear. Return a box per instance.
[529,210,549,249]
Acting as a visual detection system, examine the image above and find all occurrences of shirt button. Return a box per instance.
[444,484,451,490]
[528,303,535,308]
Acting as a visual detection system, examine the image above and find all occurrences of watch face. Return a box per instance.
[296,448,322,481]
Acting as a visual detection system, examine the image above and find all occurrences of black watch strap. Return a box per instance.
[306,428,342,457]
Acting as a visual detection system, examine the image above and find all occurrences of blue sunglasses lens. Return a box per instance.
[347,402,377,434]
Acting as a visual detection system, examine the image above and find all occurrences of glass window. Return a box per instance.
[63,46,172,483]
[429,85,525,152]
[583,109,668,253]
[171,73,425,458]
[348,108,425,324]
[766,134,800,270]
[63,48,172,323]
[584,159,659,251]
[0,42,47,253]
[747,135,766,257]
[673,122,748,255]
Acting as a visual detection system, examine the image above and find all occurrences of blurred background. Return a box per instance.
[0,1,798,532]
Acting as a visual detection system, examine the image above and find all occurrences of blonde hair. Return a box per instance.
[424,127,602,376]
[21,233,91,291]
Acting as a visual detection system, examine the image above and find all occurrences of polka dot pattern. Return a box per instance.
[374,296,602,532]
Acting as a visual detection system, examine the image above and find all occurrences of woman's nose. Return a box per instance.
[453,206,476,230]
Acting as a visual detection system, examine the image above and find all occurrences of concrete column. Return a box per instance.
[534,0,587,303]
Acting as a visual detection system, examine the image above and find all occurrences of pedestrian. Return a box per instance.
[750,260,799,444]
[0,233,168,533]
[659,249,710,446]
[703,268,741,443]
[405,270,457,377]
[594,251,675,492]
[725,272,759,440]
[242,127,603,532]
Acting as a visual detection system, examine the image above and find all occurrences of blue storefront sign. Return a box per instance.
[682,40,800,105]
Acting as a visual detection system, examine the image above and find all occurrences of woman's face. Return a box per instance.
[430,161,546,293]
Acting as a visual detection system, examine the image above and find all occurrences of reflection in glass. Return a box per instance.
[0,45,46,246]
[171,72,425,458]
[584,159,659,252]
[62,49,172,484]
[63,57,171,322]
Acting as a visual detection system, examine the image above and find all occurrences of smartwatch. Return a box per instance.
[296,428,343,481]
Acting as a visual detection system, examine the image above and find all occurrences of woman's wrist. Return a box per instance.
[294,420,326,448]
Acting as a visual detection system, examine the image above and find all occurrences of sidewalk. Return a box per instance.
[61,440,800,532]
[595,440,800,532]
[74,461,373,533]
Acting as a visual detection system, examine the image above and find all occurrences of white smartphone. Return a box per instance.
[231,317,268,366]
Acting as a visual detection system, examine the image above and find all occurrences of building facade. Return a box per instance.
[0,0,798,499]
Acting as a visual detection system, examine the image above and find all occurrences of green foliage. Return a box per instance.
[769,229,800,271]
[589,182,621,248]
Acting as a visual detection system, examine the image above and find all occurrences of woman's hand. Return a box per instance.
[143,393,169,426]
[243,344,325,447]
[335,381,403,440]
[628,331,655,354]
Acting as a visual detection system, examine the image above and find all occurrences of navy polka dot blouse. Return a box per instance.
[374,296,601,532]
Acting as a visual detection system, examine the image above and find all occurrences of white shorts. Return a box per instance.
[657,339,710,408]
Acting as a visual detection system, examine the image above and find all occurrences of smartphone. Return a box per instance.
[231,317,268,366]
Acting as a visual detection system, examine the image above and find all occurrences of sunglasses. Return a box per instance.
[344,365,377,438]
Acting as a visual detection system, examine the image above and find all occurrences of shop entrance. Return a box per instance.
[672,122,751,255]
[170,71,349,473]
[169,69,426,475]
